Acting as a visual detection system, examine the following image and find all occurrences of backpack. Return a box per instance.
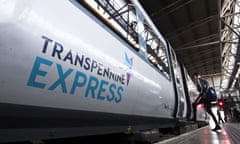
[206,86,217,101]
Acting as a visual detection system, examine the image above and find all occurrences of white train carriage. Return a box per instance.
[0,0,203,142]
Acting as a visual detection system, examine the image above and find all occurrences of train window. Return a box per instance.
[145,32,170,79]
[77,0,139,51]
[135,13,170,78]
[74,0,170,79]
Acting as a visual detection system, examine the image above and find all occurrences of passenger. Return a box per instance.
[192,72,221,131]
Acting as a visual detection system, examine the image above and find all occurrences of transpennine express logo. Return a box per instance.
[124,52,133,86]
[27,36,136,104]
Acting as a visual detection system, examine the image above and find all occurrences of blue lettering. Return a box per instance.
[97,80,108,100]
[97,63,103,75]
[41,36,53,53]
[52,42,63,60]
[116,86,123,103]
[27,56,53,88]
[48,64,73,93]
[83,57,91,70]
[28,36,125,104]
[90,60,98,72]
[85,76,99,98]
[107,83,116,102]
[63,50,73,64]
[70,71,87,95]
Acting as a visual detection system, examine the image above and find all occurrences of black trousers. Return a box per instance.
[192,98,219,127]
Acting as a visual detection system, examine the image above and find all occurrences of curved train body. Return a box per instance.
[0,0,203,142]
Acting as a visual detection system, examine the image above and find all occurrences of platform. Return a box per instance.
[155,123,240,144]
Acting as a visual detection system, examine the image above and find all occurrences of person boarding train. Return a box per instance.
[192,72,221,131]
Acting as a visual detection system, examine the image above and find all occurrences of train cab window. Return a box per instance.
[75,0,170,79]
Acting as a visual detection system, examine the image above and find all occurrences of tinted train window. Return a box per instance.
[75,0,170,79]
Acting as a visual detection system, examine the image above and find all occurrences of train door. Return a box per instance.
[169,46,188,119]
[180,64,197,119]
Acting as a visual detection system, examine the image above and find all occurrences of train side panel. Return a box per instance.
[0,2,178,142]
[0,0,175,117]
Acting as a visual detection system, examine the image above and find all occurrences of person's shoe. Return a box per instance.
[212,125,221,131]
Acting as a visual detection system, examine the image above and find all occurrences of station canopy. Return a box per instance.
[140,0,240,94]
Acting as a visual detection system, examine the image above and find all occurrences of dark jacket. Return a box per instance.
[194,78,210,104]
[196,78,209,98]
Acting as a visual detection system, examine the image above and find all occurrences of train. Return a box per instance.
[0,0,205,143]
